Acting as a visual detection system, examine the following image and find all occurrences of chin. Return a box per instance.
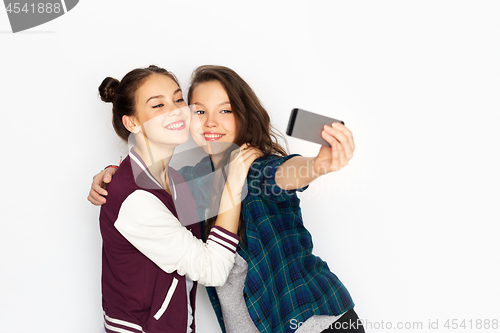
[199,146,210,154]
[174,137,190,145]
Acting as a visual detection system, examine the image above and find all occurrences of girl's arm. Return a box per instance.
[114,189,239,287]
[212,145,262,234]
[87,162,202,206]
[115,146,261,286]
[275,122,355,190]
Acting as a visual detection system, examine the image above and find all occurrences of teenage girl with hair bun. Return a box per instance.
[96,65,261,333]
[90,65,363,333]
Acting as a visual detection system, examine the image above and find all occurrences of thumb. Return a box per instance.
[316,145,330,159]
[103,173,112,183]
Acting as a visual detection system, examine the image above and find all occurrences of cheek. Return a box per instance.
[183,108,192,127]
[143,113,163,130]
[189,119,205,145]
[189,117,200,133]
[225,117,237,135]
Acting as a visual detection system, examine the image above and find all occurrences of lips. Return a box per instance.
[203,132,225,141]
[165,120,186,131]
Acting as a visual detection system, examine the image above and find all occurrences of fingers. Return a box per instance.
[88,189,106,206]
[323,123,353,150]
[320,130,345,172]
[87,169,113,206]
[241,147,263,160]
[88,180,106,205]
[330,122,355,152]
[231,143,251,158]
[103,167,117,183]
[241,146,262,159]
[243,151,262,167]
[241,148,263,171]
[229,144,262,174]
[238,144,263,161]
[92,170,109,196]
[323,123,354,160]
[239,143,251,150]
[343,125,355,151]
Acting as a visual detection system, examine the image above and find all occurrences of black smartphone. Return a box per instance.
[286,108,344,146]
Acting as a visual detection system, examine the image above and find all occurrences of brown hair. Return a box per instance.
[188,65,289,238]
[99,65,180,141]
[187,65,288,157]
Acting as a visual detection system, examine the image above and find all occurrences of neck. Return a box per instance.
[209,152,224,166]
[134,139,175,191]
[205,142,235,166]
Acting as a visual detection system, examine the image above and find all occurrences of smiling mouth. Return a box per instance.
[165,120,186,130]
[203,132,225,141]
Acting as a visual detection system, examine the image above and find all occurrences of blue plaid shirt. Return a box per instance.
[178,154,354,333]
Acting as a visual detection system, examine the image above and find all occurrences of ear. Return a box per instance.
[122,115,141,134]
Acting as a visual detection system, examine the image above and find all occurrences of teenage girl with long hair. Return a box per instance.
[90,65,363,333]
[96,65,261,333]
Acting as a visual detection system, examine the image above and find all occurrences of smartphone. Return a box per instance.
[286,108,344,146]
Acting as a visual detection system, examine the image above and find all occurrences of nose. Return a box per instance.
[166,106,181,117]
[204,112,218,128]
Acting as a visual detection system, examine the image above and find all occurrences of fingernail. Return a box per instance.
[332,122,341,128]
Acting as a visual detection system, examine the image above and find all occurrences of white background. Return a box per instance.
[1,1,499,332]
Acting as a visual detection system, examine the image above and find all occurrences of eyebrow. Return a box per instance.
[146,88,182,104]
[193,101,230,107]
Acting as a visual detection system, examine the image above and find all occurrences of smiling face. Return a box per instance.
[128,73,191,149]
[189,80,237,151]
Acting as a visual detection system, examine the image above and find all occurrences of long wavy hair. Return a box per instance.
[187,65,288,238]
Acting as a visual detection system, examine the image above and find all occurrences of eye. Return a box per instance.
[152,104,164,109]
[220,109,232,114]
[194,110,205,115]
[175,98,184,103]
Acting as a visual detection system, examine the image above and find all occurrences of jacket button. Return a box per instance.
[243,293,248,298]
[256,318,261,323]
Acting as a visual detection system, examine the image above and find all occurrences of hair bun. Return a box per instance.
[99,77,120,103]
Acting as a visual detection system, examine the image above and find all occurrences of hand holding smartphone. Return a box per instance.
[286,108,344,146]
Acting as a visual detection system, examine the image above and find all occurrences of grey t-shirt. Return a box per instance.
[216,253,259,333]
[216,253,344,333]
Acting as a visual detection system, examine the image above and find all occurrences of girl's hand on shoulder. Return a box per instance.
[313,123,355,177]
[239,143,263,174]
[227,143,263,188]
[87,167,117,205]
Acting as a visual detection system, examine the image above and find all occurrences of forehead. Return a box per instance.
[136,74,179,102]
[191,81,229,104]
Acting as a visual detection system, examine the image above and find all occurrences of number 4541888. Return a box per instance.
[444,319,498,329]
[6,3,62,14]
